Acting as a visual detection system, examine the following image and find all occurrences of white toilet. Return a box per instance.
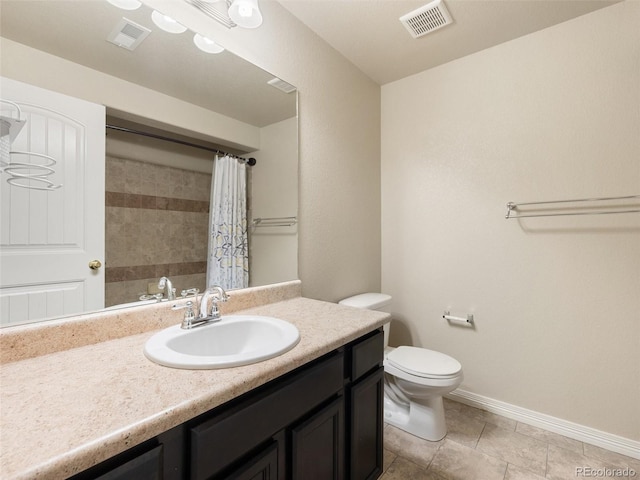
[339,293,463,441]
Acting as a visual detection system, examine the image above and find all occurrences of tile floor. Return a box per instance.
[380,398,640,480]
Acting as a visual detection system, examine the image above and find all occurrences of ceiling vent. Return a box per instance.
[400,0,453,39]
[107,18,151,51]
[268,77,297,94]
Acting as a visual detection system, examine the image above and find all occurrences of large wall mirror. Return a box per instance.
[0,0,298,327]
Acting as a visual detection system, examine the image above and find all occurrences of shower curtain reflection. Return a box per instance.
[207,154,249,290]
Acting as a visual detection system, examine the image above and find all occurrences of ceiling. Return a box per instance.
[0,0,296,128]
[0,0,622,115]
[278,0,623,85]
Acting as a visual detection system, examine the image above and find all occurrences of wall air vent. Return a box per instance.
[267,77,297,94]
[107,18,151,51]
[400,0,453,39]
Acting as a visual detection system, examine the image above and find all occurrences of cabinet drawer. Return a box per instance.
[94,445,162,480]
[69,426,183,480]
[350,330,383,381]
[191,352,344,480]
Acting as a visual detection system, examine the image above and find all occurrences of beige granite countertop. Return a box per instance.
[0,283,389,480]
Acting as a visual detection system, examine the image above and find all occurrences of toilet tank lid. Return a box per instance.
[339,293,392,310]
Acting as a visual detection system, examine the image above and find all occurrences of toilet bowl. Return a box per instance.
[339,293,463,441]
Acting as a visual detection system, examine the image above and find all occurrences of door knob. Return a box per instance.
[89,260,102,270]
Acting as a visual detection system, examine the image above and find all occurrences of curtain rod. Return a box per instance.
[105,124,256,166]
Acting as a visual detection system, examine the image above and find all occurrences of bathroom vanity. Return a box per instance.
[72,329,383,480]
[0,281,389,480]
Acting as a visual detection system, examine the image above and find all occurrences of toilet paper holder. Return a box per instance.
[443,311,474,324]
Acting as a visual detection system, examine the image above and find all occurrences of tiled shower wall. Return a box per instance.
[105,156,211,307]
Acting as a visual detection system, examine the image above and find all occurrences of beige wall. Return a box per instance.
[250,117,298,287]
[142,0,382,301]
[381,1,640,441]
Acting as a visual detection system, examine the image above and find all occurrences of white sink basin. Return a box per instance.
[144,315,300,369]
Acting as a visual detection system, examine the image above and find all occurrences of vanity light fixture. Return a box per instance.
[151,10,188,34]
[193,33,225,54]
[186,0,264,30]
[106,0,141,10]
[228,0,263,28]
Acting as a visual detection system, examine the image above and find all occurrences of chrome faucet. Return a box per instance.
[158,276,176,300]
[173,285,228,329]
[199,285,229,321]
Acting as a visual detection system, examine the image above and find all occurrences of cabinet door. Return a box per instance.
[291,397,344,480]
[349,367,384,480]
[222,442,279,480]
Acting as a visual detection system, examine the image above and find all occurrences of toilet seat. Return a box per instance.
[386,346,462,380]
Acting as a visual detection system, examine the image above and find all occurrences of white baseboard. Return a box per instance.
[446,389,640,460]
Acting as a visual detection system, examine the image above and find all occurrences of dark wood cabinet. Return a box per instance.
[291,396,345,480]
[189,352,344,480]
[223,442,279,480]
[70,426,184,480]
[93,445,163,480]
[70,329,383,480]
[348,368,384,480]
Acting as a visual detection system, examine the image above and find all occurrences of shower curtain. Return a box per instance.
[206,154,249,290]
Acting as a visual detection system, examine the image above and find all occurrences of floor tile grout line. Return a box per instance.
[425,441,444,472]
[474,421,488,450]
[500,461,508,480]
[544,442,550,478]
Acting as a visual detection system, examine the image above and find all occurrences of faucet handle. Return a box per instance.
[212,286,229,302]
[181,288,200,298]
[171,301,192,311]
[217,291,229,302]
[173,301,196,329]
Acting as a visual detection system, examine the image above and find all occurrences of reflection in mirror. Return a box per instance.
[0,0,298,327]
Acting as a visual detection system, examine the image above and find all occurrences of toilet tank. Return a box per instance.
[339,293,392,348]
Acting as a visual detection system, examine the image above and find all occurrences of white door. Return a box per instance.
[0,77,105,326]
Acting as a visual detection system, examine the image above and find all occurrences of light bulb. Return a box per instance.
[238,4,253,17]
[228,0,263,28]
[193,33,225,54]
[106,0,141,10]
[151,10,187,34]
